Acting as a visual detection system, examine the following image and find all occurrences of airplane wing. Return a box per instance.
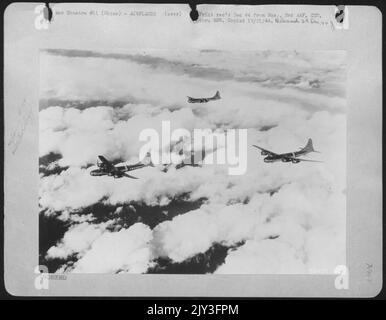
[122,172,139,179]
[98,155,115,170]
[252,145,278,156]
[287,157,323,163]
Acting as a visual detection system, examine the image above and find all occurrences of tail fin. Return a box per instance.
[302,138,319,153]
[213,91,221,99]
[141,152,155,167]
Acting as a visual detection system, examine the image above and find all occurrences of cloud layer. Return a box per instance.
[39,49,346,274]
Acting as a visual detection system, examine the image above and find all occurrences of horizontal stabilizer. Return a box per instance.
[123,173,138,179]
[296,158,323,163]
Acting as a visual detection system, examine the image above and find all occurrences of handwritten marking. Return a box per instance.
[365,263,373,282]
[7,99,33,155]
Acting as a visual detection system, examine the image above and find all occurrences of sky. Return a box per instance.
[39,49,346,274]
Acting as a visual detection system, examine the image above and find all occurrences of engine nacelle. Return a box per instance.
[97,161,107,170]
[261,151,268,156]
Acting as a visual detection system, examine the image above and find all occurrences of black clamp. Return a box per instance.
[189,3,199,21]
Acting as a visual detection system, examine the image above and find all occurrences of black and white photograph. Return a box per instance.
[38,49,347,274]
[3,3,382,298]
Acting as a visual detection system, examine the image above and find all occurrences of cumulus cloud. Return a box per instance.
[215,240,307,274]
[150,171,345,273]
[46,221,110,260]
[39,49,346,274]
[39,105,210,167]
[70,223,153,273]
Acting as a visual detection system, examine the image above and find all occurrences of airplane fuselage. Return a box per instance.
[188,97,219,103]
[90,163,146,177]
[263,150,308,163]
[187,91,221,103]
[254,138,319,164]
